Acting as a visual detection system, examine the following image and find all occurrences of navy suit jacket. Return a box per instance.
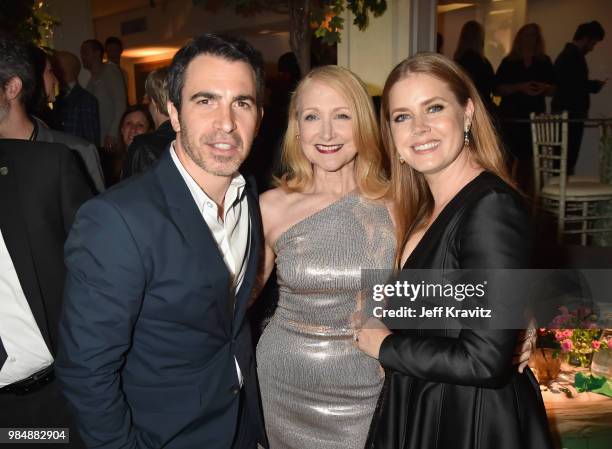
[56,150,267,449]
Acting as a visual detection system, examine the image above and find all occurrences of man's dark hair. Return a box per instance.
[82,39,104,58]
[105,36,123,51]
[573,21,605,41]
[0,36,35,105]
[167,33,265,111]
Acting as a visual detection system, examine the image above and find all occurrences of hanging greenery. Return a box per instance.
[0,0,60,46]
[192,0,386,76]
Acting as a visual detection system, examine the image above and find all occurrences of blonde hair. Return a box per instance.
[145,67,170,116]
[380,53,514,267]
[278,65,388,199]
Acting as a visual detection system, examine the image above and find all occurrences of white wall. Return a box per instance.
[338,0,412,95]
[47,0,95,86]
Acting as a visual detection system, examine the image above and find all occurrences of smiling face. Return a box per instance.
[297,80,357,174]
[168,54,260,178]
[388,73,474,178]
[121,110,150,147]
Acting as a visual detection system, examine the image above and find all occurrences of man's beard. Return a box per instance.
[0,100,9,126]
[178,115,244,177]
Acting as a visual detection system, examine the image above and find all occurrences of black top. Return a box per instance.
[121,120,176,180]
[367,172,553,449]
[552,42,603,113]
[495,55,556,118]
[456,50,495,111]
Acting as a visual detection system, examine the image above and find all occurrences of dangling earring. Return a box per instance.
[464,122,471,147]
[398,155,405,164]
[296,134,300,140]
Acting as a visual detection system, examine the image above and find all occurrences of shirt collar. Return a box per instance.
[169,142,246,216]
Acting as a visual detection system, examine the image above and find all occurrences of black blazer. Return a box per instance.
[56,150,267,449]
[552,42,603,114]
[367,172,553,449]
[121,120,176,179]
[0,139,93,363]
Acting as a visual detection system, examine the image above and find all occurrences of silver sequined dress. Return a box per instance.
[256,192,396,449]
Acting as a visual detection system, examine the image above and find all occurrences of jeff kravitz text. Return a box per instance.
[371,280,493,319]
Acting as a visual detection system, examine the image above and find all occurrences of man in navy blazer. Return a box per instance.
[56,34,268,449]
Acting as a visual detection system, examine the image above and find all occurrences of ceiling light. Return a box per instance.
[122,47,179,59]
[437,3,475,14]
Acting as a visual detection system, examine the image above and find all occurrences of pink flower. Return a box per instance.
[555,330,565,341]
[608,338,612,348]
[592,340,601,350]
[560,339,574,353]
[562,329,574,339]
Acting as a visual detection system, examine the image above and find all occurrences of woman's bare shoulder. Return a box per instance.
[260,187,301,215]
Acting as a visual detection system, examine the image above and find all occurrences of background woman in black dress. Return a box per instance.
[355,53,553,449]
[494,23,556,192]
[454,20,496,115]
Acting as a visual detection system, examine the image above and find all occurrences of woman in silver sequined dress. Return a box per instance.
[255,66,395,449]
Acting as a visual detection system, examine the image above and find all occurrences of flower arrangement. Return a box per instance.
[538,306,611,368]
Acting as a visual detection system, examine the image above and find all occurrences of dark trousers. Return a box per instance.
[567,111,587,175]
[231,388,259,449]
[501,120,534,195]
[0,379,85,448]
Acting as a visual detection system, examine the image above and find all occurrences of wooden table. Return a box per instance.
[543,390,612,448]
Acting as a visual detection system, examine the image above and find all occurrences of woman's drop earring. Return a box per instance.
[464,122,471,147]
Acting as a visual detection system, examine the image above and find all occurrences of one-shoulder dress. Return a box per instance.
[256,192,395,449]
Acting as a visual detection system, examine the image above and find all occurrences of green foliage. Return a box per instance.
[0,0,60,45]
[192,0,387,45]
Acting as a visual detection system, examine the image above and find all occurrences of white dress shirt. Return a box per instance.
[86,62,126,142]
[170,144,250,385]
[0,229,53,387]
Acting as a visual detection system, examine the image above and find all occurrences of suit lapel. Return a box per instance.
[233,179,262,329]
[0,150,52,351]
[154,151,233,333]
[33,118,54,143]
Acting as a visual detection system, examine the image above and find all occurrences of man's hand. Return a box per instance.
[524,81,544,96]
[594,79,607,93]
[355,318,392,360]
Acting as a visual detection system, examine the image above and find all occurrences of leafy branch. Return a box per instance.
[192,0,387,45]
[0,0,60,45]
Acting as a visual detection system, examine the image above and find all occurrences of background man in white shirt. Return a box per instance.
[56,33,268,449]
[80,39,126,152]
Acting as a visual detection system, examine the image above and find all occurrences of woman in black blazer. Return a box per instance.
[356,53,553,449]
